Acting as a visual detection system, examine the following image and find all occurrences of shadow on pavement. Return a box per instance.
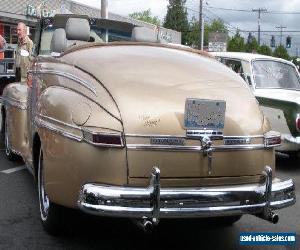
[57,213,242,250]
[276,154,299,172]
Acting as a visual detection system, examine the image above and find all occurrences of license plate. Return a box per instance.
[184,99,226,130]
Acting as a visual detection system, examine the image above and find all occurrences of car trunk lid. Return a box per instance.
[63,45,270,178]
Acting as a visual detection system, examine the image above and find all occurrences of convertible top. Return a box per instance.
[44,14,135,34]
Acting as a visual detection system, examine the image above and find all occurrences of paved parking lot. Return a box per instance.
[0,145,299,249]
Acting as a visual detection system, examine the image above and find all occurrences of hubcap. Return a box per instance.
[38,150,50,221]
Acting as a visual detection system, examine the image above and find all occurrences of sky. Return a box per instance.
[73,0,300,55]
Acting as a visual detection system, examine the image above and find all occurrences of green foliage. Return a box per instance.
[204,19,228,46]
[245,36,259,53]
[185,18,228,48]
[164,0,189,44]
[273,45,290,60]
[227,31,245,52]
[227,32,274,57]
[185,17,199,47]
[129,9,161,26]
[258,44,272,56]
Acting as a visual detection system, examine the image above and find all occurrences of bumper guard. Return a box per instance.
[78,166,296,225]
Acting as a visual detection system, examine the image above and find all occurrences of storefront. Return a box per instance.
[0,0,181,60]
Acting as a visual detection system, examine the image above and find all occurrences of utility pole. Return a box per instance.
[275,25,287,46]
[199,0,204,50]
[252,8,267,46]
[101,0,108,42]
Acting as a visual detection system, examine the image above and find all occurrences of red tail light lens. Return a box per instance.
[264,131,281,148]
[92,133,122,145]
[83,130,124,148]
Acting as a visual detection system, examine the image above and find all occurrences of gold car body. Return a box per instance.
[0,15,295,227]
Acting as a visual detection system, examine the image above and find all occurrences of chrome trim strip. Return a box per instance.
[126,144,267,152]
[126,133,187,139]
[127,144,202,152]
[36,69,97,96]
[1,96,27,110]
[78,166,296,221]
[213,144,266,151]
[126,133,264,139]
[34,116,82,142]
[225,135,261,139]
[35,114,124,148]
[4,106,24,158]
[37,114,81,130]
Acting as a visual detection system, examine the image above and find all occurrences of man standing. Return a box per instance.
[15,22,33,82]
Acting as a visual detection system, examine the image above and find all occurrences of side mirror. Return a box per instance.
[20,49,29,57]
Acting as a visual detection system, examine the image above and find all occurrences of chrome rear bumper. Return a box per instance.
[78,166,295,224]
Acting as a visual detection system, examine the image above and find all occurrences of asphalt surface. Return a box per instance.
[0,144,299,250]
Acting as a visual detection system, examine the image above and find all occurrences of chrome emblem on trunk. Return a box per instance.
[224,138,250,145]
[150,138,185,146]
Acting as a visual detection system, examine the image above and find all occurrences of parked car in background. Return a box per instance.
[0,15,296,235]
[0,57,15,95]
[212,52,300,158]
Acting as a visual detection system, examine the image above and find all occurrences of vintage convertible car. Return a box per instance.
[212,52,300,158]
[0,15,296,234]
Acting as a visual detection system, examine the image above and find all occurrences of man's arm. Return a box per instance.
[28,39,34,62]
[0,35,7,51]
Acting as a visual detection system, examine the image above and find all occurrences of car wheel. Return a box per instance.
[4,117,18,161]
[38,147,68,235]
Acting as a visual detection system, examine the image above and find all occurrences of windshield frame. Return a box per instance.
[251,58,300,91]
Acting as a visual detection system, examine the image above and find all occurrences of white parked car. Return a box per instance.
[211,52,300,158]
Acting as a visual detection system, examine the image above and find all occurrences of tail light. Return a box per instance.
[296,115,300,132]
[83,130,124,148]
[264,131,281,148]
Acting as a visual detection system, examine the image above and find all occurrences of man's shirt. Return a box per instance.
[15,36,34,79]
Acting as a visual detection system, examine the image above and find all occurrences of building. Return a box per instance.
[0,0,181,60]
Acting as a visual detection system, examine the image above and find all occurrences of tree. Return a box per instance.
[245,36,259,53]
[164,0,189,44]
[185,18,228,48]
[204,19,228,46]
[273,45,290,60]
[227,31,245,52]
[185,17,199,47]
[129,9,161,26]
[258,44,272,56]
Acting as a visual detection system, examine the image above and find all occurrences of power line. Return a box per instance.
[203,13,236,35]
[239,30,300,33]
[187,6,300,33]
[186,4,300,45]
[206,6,300,14]
[206,6,251,12]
